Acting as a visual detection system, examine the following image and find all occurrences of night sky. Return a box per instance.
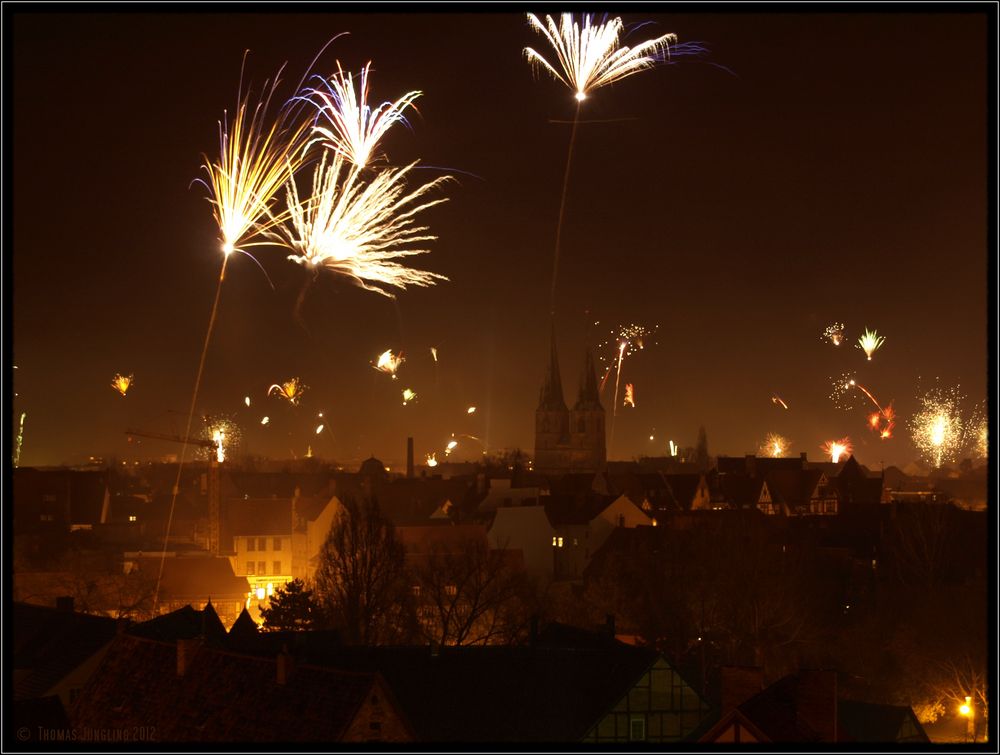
[11,10,990,469]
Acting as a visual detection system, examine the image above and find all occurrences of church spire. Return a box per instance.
[575,346,602,410]
[538,324,567,411]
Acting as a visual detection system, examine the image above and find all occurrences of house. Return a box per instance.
[13,600,119,710]
[125,553,250,627]
[14,468,110,533]
[127,603,228,645]
[70,634,414,742]
[487,505,557,585]
[477,478,541,512]
[216,634,711,742]
[699,667,930,743]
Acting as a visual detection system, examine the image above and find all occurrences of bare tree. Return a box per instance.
[313,497,413,644]
[410,541,532,646]
[887,502,954,588]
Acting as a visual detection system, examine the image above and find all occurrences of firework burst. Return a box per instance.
[111,373,133,397]
[301,61,421,169]
[524,13,680,101]
[909,385,964,468]
[967,403,987,459]
[278,152,451,297]
[771,394,789,410]
[822,437,852,463]
[624,383,635,408]
[426,452,438,467]
[402,388,417,405]
[760,433,790,458]
[823,323,845,346]
[857,327,885,361]
[201,415,241,463]
[374,349,404,379]
[269,377,307,405]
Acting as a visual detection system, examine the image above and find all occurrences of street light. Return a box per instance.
[960,696,974,742]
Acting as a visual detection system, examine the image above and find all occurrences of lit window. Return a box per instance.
[273,537,282,551]
[552,536,558,546]
[412,585,421,597]
[557,537,563,548]
[247,538,255,552]
[256,587,266,600]
[258,561,266,575]
[129,515,137,522]
[445,585,457,596]
[573,538,578,546]
[266,582,274,597]
[246,562,255,575]
[258,537,266,551]
[273,561,281,575]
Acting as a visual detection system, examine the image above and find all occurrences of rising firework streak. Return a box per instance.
[771,394,789,410]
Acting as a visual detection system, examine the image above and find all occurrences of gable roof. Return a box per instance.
[70,634,390,742]
[133,556,249,602]
[127,603,228,644]
[13,603,119,699]
[224,498,292,540]
[837,699,930,743]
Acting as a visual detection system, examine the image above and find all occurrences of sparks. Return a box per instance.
[909,385,965,468]
[445,438,458,456]
[524,14,680,101]
[771,394,789,410]
[761,433,789,458]
[426,452,438,467]
[268,377,307,405]
[202,415,240,463]
[823,323,845,346]
[13,412,26,468]
[402,388,417,405]
[430,346,438,362]
[822,437,852,463]
[467,406,477,414]
[374,349,404,379]
[624,383,635,408]
[315,424,324,434]
[196,58,310,259]
[278,152,451,297]
[857,327,885,361]
[110,373,133,397]
[301,61,421,170]
[244,395,251,407]
[261,416,270,425]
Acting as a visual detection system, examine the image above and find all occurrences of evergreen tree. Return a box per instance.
[260,578,320,631]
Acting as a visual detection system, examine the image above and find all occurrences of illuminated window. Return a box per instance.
[247,538,255,552]
[129,515,137,522]
[445,585,457,596]
[246,562,255,575]
[258,537,266,551]
[40,514,54,522]
[411,585,421,597]
[256,587,266,600]
[273,537,282,551]
[258,561,266,575]
[552,536,558,546]
[273,561,281,575]
[266,582,274,597]
[557,537,564,548]
[573,538,578,546]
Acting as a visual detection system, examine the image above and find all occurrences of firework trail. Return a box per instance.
[244,395,251,407]
[599,323,659,453]
[111,373,133,397]
[374,349,404,379]
[261,416,270,425]
[157,56,312,612]
[13,411,25,467]
[269,378,307,405]
[771,394,789,410]
[857,327,885,361]
[316,424,325,434]
[823,323,845,346]
[430,347,438,362]
[624,383,635,408]
[822,437,852,463]
[524,13,688,314]
[402,388,417,405]
[467,406,477,414]
[301,61,421,170]
[760,433,789,458]
[909,385,965,468]
[279,151,451,298]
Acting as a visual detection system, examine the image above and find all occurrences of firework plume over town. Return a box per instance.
[8,7,993,748]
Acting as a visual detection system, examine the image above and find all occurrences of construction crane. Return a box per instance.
[124,428,223,555]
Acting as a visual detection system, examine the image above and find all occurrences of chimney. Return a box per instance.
[795,670,838,742]
[55,596,74,612]
[721,666,764,713]
[177,637,203,677]
[745,454,756,478]
[406,437,415,479]
[605,614,615,637]
[800,451,808,463]
[277,645,294,686]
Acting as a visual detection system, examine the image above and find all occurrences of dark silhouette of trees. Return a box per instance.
[313,497,413,644]
[260,578,320,631]
[409,541,532,646]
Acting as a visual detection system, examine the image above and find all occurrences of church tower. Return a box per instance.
[534,328,570,474]
[569,347,606,470]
